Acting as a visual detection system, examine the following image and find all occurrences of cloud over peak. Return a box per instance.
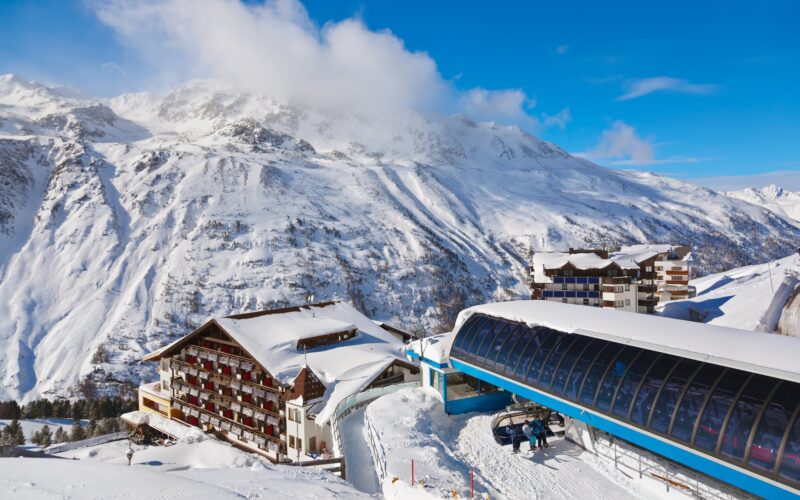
[617,76,720,101]
[91,0,545,127]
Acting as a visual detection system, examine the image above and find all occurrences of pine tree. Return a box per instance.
[54,426,66,444]
[31,429,42,446]
[86,419,97,437]
[2,419,25,445]
[69,421,86,442]
[39,425,52,447]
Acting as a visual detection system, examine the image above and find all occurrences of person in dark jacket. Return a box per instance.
[506,424,521,453]
[534,415,549,449]
[529,417,545,449]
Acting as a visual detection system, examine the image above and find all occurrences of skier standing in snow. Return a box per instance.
[529,417,544,450]
[506,424,521,453]
[534,415,549,449]
[522,420,534,452]
[126,444,134,466]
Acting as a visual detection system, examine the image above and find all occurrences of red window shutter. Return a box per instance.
[222,345,230,353]
[223,409,233,419]
[244,417,253,427]
[223,366,232,376]
[205,381,214,391]
[206,402,215,412]
[263,377,272,387]
[266,424,274,435]
[264,401,273,411]
[204,361,213,370]
[242,371,251,381]
[242,394,252,404]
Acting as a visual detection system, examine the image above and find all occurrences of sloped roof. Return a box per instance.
[454,300,800,383]
[530,251,640,283]
[143,301,410,425]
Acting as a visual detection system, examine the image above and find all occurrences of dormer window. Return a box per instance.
[297,328,358,350]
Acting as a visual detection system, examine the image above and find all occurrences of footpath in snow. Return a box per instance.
[365,387,684,500]
[339,407,382,495]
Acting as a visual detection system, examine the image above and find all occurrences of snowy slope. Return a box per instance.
[728,185,800,223]
[365,387,678,499]
[1,73,799,401]
[658,254,800,334]
[0,431,366,499]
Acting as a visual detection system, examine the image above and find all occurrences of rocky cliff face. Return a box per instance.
[0,74,798,401]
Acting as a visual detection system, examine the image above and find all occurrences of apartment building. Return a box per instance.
[530,245,692,314]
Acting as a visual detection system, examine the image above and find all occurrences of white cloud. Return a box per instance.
[577,120,706,166]
[617,76,720,101]
[459,88,536,126]
[556,44,569,55]
[582,120,655,164]
[90,0,540,126]
[542,107,571,130]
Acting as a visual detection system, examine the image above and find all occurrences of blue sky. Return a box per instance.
[1,0,798,188]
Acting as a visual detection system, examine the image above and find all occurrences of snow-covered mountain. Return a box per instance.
[658,254,800,335]
[1,73,799,401]
[728,185,800,223]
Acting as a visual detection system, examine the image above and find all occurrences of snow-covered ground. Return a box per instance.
[0,424,368,499]
[659,254,800,334]
[365,387,682,500]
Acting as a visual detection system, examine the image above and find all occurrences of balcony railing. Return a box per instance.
[171,363,281,416]
[602,300,625,308]
[171,382,283,441]
[172,351,281,395]
[172,396,284,453]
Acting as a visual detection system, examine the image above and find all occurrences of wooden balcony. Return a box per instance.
[170,368,282,419]
[173,395,284,451]
[172,351,281,395]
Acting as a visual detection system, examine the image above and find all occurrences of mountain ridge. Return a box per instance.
[0,74,798,401]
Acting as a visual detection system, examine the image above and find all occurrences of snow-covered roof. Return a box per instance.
[616,244,690,262]
[407,332,455,366]
[216,315,356,345]
[149,301,409,425]
[454,300,800,383]
[530,251,640,283]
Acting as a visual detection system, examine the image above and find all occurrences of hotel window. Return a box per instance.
[296,437,303,452]
[562,283,568,290]
[562,298,568,303]
[308,436,316,453]
[583,299,589,305]
[583,284,589,291]
[288,435,295,448]
[646,266,652,272]
[625,299,630,306]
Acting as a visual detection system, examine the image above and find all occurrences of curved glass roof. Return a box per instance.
[450,313,800,490]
